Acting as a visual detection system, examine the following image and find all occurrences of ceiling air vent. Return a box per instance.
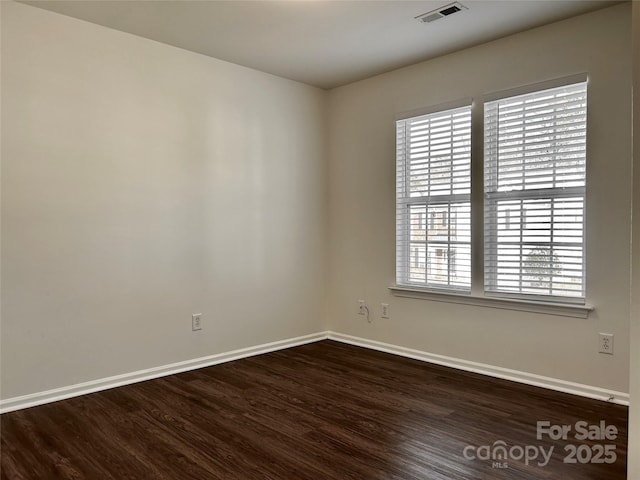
[415,2,467,24]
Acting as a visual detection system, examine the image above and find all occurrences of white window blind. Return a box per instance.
[484,81,587,301]
[396,105,472,291]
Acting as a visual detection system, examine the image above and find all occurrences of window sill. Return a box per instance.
[388,286,593,318]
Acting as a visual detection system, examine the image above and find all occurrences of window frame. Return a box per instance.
[483,78,587,304]
[395,101,473,293]
[391,74,594,317]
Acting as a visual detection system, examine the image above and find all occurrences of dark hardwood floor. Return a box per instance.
[1,340,628,479]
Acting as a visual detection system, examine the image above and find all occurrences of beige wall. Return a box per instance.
[327,4,632,394]
[629,1,640,476]
[0,0,634,417]
[0,1,327,399]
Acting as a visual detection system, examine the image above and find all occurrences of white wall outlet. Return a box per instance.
[598,333,614,354]
[381,303,389,319]
[358,300,366,315]
[192,313,202,331]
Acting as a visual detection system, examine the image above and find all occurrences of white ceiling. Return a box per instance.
[22,0,619,89]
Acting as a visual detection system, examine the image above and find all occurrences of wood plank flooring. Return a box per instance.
[1,340,628,479]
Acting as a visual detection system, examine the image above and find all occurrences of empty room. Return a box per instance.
[1,0,639,478]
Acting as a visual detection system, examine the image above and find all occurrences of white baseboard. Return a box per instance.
[327,331,629,406]
[1,330,628,413]
[0,332,329,414]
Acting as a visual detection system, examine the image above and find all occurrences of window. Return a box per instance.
[394,77,588,307]
[484,81,587,301]
[396,105,472,291]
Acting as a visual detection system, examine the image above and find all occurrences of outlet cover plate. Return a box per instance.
[192,313,202,331]
[598,333,613,354]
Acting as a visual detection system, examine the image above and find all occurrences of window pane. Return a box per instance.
[484,81,587,301]
[396,105,472,291]
[407,110,471,198]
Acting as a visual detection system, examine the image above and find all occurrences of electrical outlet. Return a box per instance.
[381,303,389,319]
[192,313,202,331]
[598,333,614,354]
[358,300,366,315]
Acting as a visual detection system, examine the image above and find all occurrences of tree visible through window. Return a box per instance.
[523,246,563,288]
